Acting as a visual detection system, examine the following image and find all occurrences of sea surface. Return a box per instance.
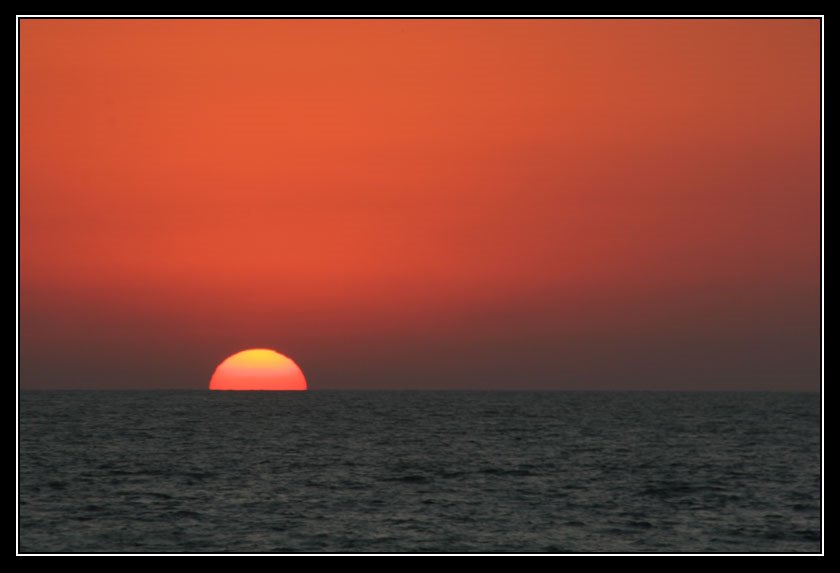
[19,391,821,553]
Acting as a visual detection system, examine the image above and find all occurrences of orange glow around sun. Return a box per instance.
[209,349,307,391]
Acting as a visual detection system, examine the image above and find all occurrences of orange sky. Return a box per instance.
[19,19,821,390]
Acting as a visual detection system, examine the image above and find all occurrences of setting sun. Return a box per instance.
[209,349,307,391]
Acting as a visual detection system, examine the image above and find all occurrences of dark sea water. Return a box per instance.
[19,391,821,553]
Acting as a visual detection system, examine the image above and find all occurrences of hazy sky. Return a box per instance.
[20,18,820,390]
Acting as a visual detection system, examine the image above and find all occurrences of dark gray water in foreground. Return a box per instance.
[19,391,820,553]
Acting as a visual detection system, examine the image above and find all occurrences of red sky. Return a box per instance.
[19,19,821,390]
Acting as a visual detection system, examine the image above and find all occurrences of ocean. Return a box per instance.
[18,391,821,553]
